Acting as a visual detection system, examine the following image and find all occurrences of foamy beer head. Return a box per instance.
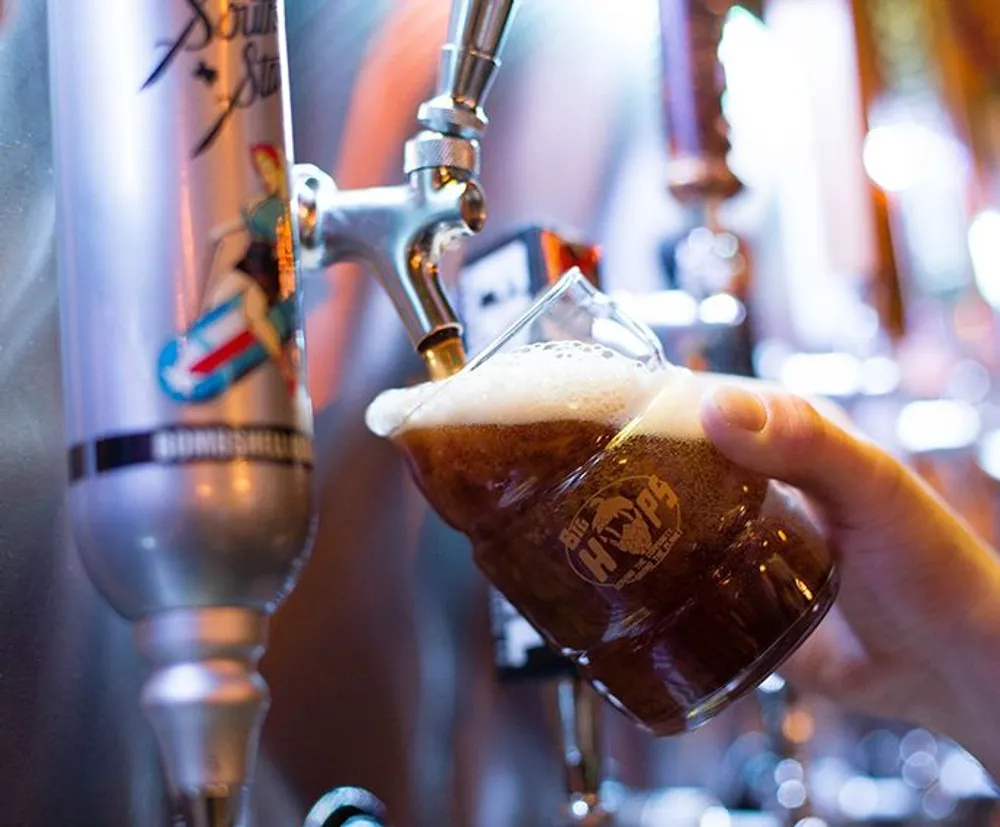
[367,342,837,735]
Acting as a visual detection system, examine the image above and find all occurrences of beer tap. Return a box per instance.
[295,0,521,381]
[49,2,517,823]
[659,0,743,209]
[553,677,612,827]
[644,0,755,378]
[49,4,317,826]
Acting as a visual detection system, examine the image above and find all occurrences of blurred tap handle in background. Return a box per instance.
[848,0,908,340]
[658,0,745,205]
[923,0,1000,212]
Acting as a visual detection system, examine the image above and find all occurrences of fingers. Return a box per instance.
[700,385,911,532]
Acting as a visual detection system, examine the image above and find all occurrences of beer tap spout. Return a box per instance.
[295,0,520,380]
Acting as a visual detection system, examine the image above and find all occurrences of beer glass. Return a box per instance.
[366,268,838,736]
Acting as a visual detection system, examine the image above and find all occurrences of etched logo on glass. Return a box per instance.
[561,475,681,589]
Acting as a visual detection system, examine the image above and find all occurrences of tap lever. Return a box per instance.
[418,0,521,141]
[658,0,743,202]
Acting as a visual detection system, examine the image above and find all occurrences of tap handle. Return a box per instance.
[418,0,521,139]
[442,0,518,103]
[658,0,743,203]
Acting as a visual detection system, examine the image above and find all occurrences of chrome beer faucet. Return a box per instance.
[295,0,520,380]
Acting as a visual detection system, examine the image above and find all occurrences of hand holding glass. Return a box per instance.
[366,269,838,735]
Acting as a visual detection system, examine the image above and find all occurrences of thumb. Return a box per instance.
[700,384,909,531]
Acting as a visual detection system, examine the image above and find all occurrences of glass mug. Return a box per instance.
[366,269,838,736]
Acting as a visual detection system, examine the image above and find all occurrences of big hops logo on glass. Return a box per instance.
[561,475,682,589]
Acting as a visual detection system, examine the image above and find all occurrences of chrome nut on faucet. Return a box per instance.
[403,131,480,178]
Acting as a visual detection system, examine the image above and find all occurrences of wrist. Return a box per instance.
[931,583,1000,781]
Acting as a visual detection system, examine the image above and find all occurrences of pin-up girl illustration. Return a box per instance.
[196,142,296,389]
[159,143,301,403]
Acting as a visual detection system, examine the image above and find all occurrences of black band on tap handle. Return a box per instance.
[68,424,314,482]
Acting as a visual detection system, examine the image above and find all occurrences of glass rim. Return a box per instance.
[385,266,665,435]
[461,266,597,372]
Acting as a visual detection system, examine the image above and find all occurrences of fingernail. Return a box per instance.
[709,386,768,432]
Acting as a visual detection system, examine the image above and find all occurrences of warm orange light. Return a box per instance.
[783,708,816,744]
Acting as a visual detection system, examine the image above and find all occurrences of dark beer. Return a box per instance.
[368,342,836,735]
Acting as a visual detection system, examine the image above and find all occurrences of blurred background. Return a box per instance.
[4,0,1000,825]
